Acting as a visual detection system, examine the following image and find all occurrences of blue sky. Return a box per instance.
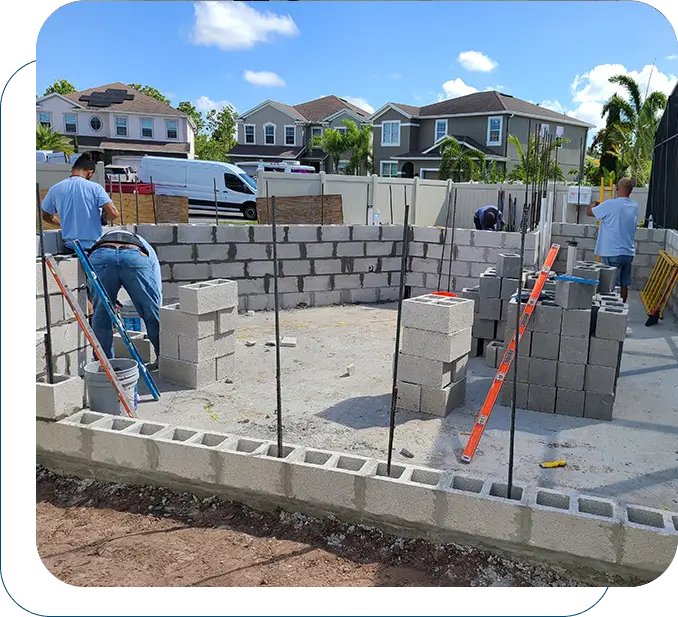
[37,1,678,131]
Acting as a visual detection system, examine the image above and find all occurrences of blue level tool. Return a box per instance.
[553,275,599,285]
[73,240,160,400]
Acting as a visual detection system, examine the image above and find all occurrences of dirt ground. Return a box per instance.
[37,467,644,587]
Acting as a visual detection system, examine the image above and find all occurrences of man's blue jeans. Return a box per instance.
[89,247,161,359]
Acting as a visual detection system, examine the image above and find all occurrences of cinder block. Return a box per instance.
[529,358,557,387]
[178,332,235,363]
[588,337,622,368]
[572,265,600,282]
[500,277,520,300]
[136,223,175,244]
[89,417,164,471]
[496,253,521,279]
[505,356,530,383]
[420,379,467,416]
[398,353,454,389]
[531,332,560,360]
[556,362,585,390]
[282,291,313,308]
[528,385,557,413]
[584,392,615,420]
[36,294,65,329]
[499,381,528,408]
[503,328,532,357]
[362,273,389,288]
[235,243,269,260]
[401,327,471,363]
[48,320,85,355]
[179,279,238,315]
[336,242,365,257]
[157,245,193,263]
[584,365,616,395]
[478,297,502,321]
[401,295,474,333]
[472,318,496,340]
[216,353,235,380]
[306,243,334,259]
[555,279,595,309]
[172,263,210,281]
[366,241,394,257]
[160,332,179,360]
[532,302,563,334]
[36,374,84,420]
[555,388,585,417]
[114,332,156,364]
[159,356,216,389]
[479,273,501,298]
[159,303,217,339]
[217,307,237,335]
[412,226,442,243]
[597,266,617,294]
[484,341,500,368]
[619,506,678,573]
[595,306,628,341]
[210,262,246,279]
[396,381,421,412]
[177,224,214,243]
[559,335,589,364]
[506,298,533,331]
[560,309,592,338]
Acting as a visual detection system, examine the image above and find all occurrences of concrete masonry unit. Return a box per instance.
[36,410,678,580]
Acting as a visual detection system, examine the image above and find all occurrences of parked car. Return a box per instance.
[138,156,258,220]
[105,165,139,184]
[36,151,81,164]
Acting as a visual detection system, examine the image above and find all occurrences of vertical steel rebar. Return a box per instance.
[270,193,283,457]
[437,190,453,291]
[321,181,325,225]
[446,188,458,292]
[213,178,220,225]
[389,184,394,224]
[118,178,124,225]
[150,175,158,224]
[576,137,585,224]
[387,196,410,475]
[36,183,54,384]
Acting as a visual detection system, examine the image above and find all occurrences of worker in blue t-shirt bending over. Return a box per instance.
[474,205,502,231]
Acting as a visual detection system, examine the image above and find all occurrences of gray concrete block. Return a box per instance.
[379,256,403,272]
[505,356,530,383]
[362,273,389,288]
[275,243,302,260]
[216,353,235,380]
[215,224,252,243]
[401,327,471,363]
[531,332,560,360]
[177,224,214,243]
[584,364,616,395]
[247,294,275,311]
[89,418,167,472]
[588,337,622,368]
[479,273,501,298]
[281,260,312,276]
[210,262,246,279]
[396,381,421,412]
[179,279,238,315]
[178,332,235,363]
[484,341,501,368]
[455,245,489,262]
[619,506,678,573]
[380,225,404,241]
[413,226,442,243]
[311,290,343,307]
[136,223,175,244]
[402,295,474,333]
[496,253,521,278]
[478,297,502,321]
[532,301,563,334]
[306,243,334,259]
[114,332,156,364]
[472,318,496,340]
[246,261,274,277]
[282,292,313,308]
[572,265,600,282]
[397,353,454,389]
[352,225,381,241]
[172,263,211,282]
[595,306,628,341]
[36,374,84,420]
[36,294,65,329]
[500,300,511,322]
[235,243,269,260]
[560,309,592,338]
[555,388,585,417]
[503,328,532,357]
[314,259,343,275]
[559,335,589,364]
[529,358,557,387]
[366,241,394,257]
[159,356,216,389]
[500,277,520,300]
[196,245,230,262]
[556,362,585,391]
[420,378,467,416]
[555,279,595,310]
[283,224,319,242]
[506,298,533,331]
[584,392,614,420]
[157,244,193,263]
[528,385,556,413]
[597,266,617,294]
[159,303,217,339]
[336,242,365,257]
[48,320,86,355]
[499,381,528,408]
[303,276,332,292]
[472,230,505,248]
[160,332,179,360]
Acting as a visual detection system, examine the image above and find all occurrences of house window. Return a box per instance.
[311,127,323,139]
[115,117,128,137]
[556,126,564,148]
[166,120,178,139]
[264,124,276,145]
[141,118,154,138]
[285,125,295,146]
[381,121,400,146]
[245,124,255,144]
[63,113,77,133]
[38,112,52,128]
[381,161,399,177]
[90,116,102,132]
[487,116,503,146]
[540,124,550,137]
[336,126,347,135]
[435,119,447,142]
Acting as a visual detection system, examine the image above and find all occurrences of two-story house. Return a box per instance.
[36,82,195,169]
[370,91,593,180]
[228,95,371,172]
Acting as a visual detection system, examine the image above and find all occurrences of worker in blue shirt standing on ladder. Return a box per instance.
[474,205,502,231]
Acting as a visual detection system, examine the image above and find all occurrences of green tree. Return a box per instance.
[312,126,350,173]
[438,136,485,182]
[43,79,76,96]
[193,105,237,162]
[36,125,74,155]
[177,101,205,133]
[127,84,171,106]
[506,134,565,184]
[343,120,373,175]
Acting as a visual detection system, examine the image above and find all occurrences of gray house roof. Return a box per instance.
[239,95,371,124]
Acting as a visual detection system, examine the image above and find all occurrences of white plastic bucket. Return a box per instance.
[84,358,139,415]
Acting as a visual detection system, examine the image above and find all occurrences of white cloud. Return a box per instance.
[194,96,235,113]
[667,54,677,60]
[567,101,605,131]
[244,70,285,87]
[342,96,374,114]
[440,77,478,100]
[191,1,298,51]
[457,51,498,72]
[540,99,566,114]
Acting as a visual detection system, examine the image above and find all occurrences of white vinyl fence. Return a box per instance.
[36,162,106,189]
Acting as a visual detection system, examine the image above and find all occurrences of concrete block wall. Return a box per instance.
[550,223,668,291]
[37,410,678,579]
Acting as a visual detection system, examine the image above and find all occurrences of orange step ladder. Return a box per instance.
[461,243,561,463]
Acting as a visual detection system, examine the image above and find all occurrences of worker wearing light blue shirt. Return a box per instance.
[41,153,119,250]
[587,177,639,302]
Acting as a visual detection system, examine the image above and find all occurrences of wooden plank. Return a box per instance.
[37,189,188,231]
[256,194,343,225]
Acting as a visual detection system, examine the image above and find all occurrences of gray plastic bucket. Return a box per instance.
[84,358,139,415]
[120,301,145,333]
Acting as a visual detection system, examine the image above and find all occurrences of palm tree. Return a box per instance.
[36,125,74,155]
[343,121,373,175]
[311,126,349,174]
[438,136,485,182]
[506,134,565,184]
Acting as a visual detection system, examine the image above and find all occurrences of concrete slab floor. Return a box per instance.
[136,295,678,511]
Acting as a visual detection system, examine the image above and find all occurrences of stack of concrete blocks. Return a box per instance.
[396,295,474,416]
[499,275,628,419]
[113,331,156,365]
[159,279,238,388]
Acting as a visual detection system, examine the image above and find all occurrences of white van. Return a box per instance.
[237,161,316,178]
[138,157,258,220]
